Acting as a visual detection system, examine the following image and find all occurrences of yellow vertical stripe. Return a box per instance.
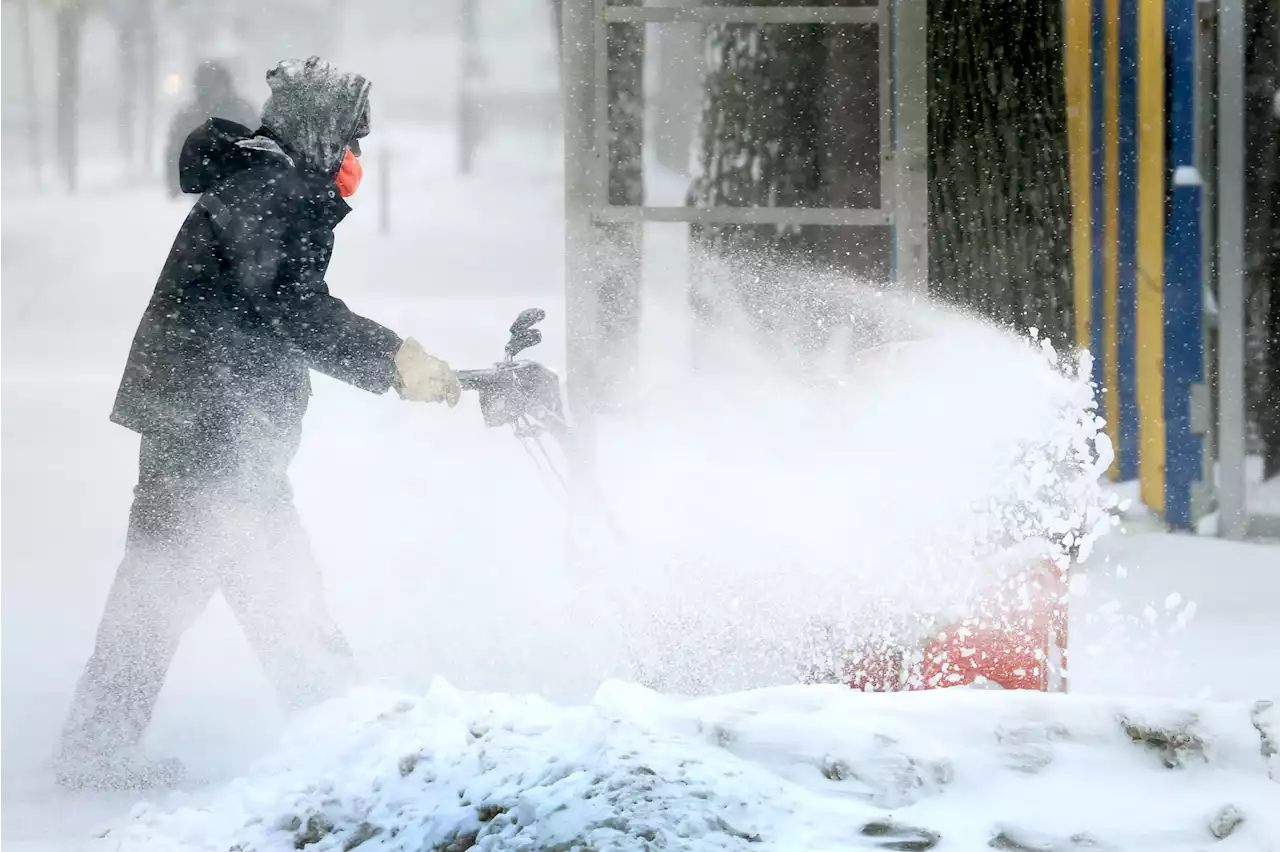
[1065,0,1092,353]
[1136,0,1166,512]
[1104,0,1121,479]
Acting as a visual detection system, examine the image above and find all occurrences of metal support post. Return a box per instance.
[1217,0,1248,539]
[562,0,600,467]
[893,0,929,293]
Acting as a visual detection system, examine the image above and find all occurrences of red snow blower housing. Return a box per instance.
[842,552,1070,693]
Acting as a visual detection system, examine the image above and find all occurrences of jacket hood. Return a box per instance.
[177,117,268,194]
[260,57,371,175]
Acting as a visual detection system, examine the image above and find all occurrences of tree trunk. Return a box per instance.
[1265,245,1280,477]
[686,7,834,361]
[119,14,139,157]
[685,4,890,362]
[110,0,158,167]
[926,0,1074,349]
[19,0,43,188]
[140,0,158,172]
[687,13,825,253]
[1244,0,1279,476]
[56,4,85,193]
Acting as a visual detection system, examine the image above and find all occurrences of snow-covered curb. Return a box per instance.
[103,681,1277,851]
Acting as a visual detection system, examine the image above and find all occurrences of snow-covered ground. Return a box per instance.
[4,125,1279,850]
[87,684,1280,851]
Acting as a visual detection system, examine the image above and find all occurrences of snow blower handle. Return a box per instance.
[455,361,564,432]
[455,308,568,438]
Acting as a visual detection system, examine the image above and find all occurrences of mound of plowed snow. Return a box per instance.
[102,682,1277,851]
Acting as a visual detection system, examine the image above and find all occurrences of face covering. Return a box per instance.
[334,147,363,198]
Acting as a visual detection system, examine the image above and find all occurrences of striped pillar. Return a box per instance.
[1064,0,1204,527]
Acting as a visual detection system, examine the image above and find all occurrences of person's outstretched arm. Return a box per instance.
[216,197,401,392]
[211,193,457,403]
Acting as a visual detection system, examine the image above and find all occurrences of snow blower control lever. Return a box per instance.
[455,308,568,441]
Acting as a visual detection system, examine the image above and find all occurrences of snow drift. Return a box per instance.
[100,682,1277,851]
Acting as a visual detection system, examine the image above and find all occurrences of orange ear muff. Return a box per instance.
[334,148,363,198]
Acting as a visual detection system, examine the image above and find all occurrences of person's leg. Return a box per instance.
[222,502,361,712]
[219,426,360,713]
[57,437,220,787]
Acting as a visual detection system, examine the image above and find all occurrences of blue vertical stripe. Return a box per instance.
[1090,0,1107,405]
[1164,0,1203,527]
[1116,0,1140,480]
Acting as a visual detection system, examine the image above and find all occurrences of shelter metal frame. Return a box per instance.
[561,0,929,433]
[1215,0,1280,540]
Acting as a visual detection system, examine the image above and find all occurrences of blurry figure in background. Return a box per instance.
[56,57,461,790]
[164,59,258,197]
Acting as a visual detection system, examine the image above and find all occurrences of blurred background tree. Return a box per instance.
[51,0,94,191]
[107,0,158,170]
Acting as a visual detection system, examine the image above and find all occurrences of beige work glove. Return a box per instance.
[393,338,461,406]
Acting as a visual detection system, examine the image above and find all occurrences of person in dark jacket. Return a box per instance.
[55,57,460,790]
[164,59,259,197]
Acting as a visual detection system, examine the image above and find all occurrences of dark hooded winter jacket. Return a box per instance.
[164,61,259,197]
[110,116,401,440]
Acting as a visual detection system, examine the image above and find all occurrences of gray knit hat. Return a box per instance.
[260,57,371,175]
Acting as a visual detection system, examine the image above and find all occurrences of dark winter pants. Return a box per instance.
[60,424,358,762]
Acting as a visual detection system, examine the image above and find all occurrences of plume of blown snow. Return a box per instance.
[571,257,1115,694]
